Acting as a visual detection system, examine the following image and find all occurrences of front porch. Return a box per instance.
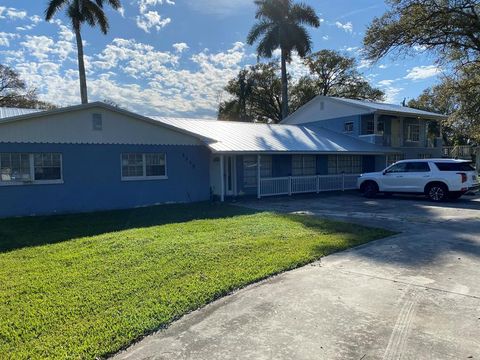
[211,153,381,201]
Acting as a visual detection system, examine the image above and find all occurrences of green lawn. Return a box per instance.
[0,202,393,359]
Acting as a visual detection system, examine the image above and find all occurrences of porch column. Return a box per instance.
[220,155,225,202]
[257,154,261,199]
[399,117,404,146]
[373,113,378,134]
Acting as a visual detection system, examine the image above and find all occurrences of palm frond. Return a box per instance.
[247,20,272,45]
[290,3,320,27]
[257,27,280,58]
[84,1,109,33]
[288,25,312,57]
[45,0,68,20]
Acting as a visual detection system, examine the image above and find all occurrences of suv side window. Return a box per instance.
[387,163,408,173]
[406,162,430,172]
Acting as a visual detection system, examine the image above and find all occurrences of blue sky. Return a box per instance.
[0,0,442,117]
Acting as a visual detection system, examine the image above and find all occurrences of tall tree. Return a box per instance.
[363,0,480,64]
[247,0,320,120]
[290,50,384,111]
[45,0,121,104]
[218,63,283,123]
[0,64,56,109]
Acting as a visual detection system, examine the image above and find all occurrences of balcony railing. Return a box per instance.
[258,174,360,198]
[443,145,475,159]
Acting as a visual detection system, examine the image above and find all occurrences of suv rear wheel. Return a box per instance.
[426,183,448,202]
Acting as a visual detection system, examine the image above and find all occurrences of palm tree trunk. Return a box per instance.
[280,48,289,120]
[74,22,88,104]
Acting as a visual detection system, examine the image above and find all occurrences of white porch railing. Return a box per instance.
[258,174,360,198]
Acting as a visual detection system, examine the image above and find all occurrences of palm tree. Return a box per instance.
[45,0,121,104]
[247,0,320,119]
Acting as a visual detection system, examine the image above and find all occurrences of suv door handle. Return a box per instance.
[423,175,430,178]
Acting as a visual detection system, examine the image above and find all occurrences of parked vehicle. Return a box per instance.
[357,159,479,201]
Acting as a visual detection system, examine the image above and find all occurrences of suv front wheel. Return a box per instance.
[361,181,378,198]
[426,183,448,202]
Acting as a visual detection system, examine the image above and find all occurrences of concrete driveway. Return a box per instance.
[113,193,480,360]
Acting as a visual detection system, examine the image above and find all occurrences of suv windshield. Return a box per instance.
[435,162,475,171]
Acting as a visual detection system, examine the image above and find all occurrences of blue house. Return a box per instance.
[0,98,445,217]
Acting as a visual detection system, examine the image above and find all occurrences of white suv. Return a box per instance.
[357,159,479,201]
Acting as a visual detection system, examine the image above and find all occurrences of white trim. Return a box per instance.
[120,152,168,181]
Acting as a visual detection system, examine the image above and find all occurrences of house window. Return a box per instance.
[0,153,62,185]
[292,155,316,176]
[34,153,62,180]
[407,123,420,142]
[243,155,272,187]
[92,113,103,130]
[386,153,404,166]
[121,153,166,180]
[327,155,362,174]
[344,122,354,132]
[366,119,375,134]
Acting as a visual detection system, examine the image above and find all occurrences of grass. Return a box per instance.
[0,202,394,359]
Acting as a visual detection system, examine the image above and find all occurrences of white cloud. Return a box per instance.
[0,32,19,47]
[377,79,394,86]
[136,11,171,32]
[172,42,189,53]
[357,59,372,69]
[118,7,125,17]
[135,0,174,32]
[0,7,27,20]
[138,0,175,13]
[322,35,329,41]
[335,21,353,33]
[404,65,440,80]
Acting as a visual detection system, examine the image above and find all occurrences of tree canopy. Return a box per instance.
[218,63,282,123]
[290,50,384,111]
[363,0,480,64]
[0,64,56,109]
[218,51,383,123]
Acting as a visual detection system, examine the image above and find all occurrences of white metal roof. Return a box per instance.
[328,97,447,119]
[0,107,42,119]
[153,117,395,154]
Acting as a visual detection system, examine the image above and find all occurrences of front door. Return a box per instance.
[224,156,236,196]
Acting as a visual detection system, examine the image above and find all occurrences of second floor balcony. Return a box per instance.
[358,114,442,149]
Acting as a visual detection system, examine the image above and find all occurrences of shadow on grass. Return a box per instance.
[0,202,259,253]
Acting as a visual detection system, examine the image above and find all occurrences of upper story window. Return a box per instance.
[292,155,316,176]
[366,119,375,134]
[406,123,420,142]
[0,153,62,185]
[344,122,354,132]
[121,153,167,180]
